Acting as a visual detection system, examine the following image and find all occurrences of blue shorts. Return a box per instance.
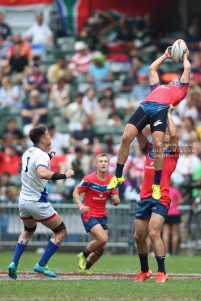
[141,101,169,118]
[135,197,169,220]
[81,215,108,233]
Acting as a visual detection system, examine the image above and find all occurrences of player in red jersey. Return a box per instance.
[134,105,179,283]
[107,46,191,201]
[73,153,120,274]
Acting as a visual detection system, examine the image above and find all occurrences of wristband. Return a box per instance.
[51,173,66,180]
[168,113,172,119]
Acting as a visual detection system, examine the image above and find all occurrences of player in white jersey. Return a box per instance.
[8,125,74,279]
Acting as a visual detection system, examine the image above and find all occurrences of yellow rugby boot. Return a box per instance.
[77,252,87,270]
[80,268,92,275]
[152,184,161,200]
[107,176,124,190]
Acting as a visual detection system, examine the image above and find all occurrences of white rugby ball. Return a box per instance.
[171,39,187,63]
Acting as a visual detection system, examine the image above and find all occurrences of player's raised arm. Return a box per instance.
[167,105,179,151]
[73,187,90,214]
[180,49,191,84]
[149,46,172,85]
[37,166,74,180]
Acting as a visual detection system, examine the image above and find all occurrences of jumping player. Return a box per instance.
[8,125,74,279]
[134,105,179,282]
[73,153,120,274]
[107,46,191,200]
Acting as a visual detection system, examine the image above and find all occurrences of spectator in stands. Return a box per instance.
[71,158,85,183]
[108,112,123,126]
[47,56,71,83]
[0,171,19,202]
[23,115,40,147]
[75,22,98,51]
[7,34,32,60]
[0,34,7,61]
[49,77,70,108]
[21,89,48,125]
[82,87,98,111]
[73,146,90,175]
[47,123,70,156]
[0,77,21,114]
[181,94,199,124]
[23,60,51,93]
[117,18,133,44]
[69,41,92,77]
[93,96,111,126]
[70,120,98,153]
[95,36,109,55]
[131,21,156,55]
[180,117,195,142]
[188,14,201,36]
[163,182,183,255]
[88,52,113,88]
[186,24,201,52]
[0,12,12,41]
[127,73,150,112]
[104,87,116,110]
[5,44,28,82]
[192,51,201,73]
[120,56,149,92]
[24,11,53,45]
[63,92,92,130]
[1,118,24,146]
[0,145,21,175]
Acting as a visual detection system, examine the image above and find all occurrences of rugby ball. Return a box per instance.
[171,39,187,63]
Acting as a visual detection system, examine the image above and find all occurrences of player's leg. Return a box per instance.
[34,213,67,277]
[108,107,149,190]
[162,224,171,254]
[86,230,108,271]
[150,109,168,200]
[78,224,108,273]
[8,218,36,279]
[171,223,179,255]
[149,212,168,282]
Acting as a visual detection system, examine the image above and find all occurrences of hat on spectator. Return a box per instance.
[137,73,147,80]
[171,115,181,127]
[92,52,106,65]
[74,41,88,51]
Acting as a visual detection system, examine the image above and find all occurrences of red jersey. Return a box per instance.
[0,153,21,175]
[142,82,189,106]
[140,142,179,208]
[77,172,118,221]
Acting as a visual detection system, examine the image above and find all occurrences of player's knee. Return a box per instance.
[153,139,163,150]
[61,227,67,237]
[122,132,131,145]
[100,235,108,245]
[134,232,146,244]
[149,230,158,243]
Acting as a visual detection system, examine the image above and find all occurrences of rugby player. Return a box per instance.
[8,125,74,279]
[73,153,120,274]
[107,47,191,201]
[134,105,179,282]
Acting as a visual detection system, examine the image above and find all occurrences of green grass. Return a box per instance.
[0,252,201,301]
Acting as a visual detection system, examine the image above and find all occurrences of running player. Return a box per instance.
[73,153,120,274]
[134,105,179,282]
[8,125,74,279]
[107,46,191,201]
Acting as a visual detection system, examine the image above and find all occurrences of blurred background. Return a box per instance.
[0,0,201,255]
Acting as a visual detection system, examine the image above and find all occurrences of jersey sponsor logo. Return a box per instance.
[93,197,106,200]
[152,206,157,210]
[145,166,154,169]
[158,86,170,89]
[153,120,163,127]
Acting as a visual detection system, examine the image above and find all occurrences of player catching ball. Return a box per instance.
[8,125,74,279]
[73,153,120,274]
[135,105,179,282]
[107,46,191,201]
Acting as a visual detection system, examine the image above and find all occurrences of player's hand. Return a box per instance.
[79,205,90,214]
[48,150,56,157]
[168,104,174,115]
[164,46,173,59]
[183,48,190,60]
[111,195,120,206]
[65,169,74,178]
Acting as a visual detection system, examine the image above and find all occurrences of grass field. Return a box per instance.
[0,252,201,301]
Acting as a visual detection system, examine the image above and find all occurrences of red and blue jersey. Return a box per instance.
[140,142,179,208]
[142,82,189,106]
[77,172,118,221]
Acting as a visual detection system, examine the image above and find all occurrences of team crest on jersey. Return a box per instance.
[99,194,103,198]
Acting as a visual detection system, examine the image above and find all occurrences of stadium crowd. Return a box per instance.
[1,10,201,213]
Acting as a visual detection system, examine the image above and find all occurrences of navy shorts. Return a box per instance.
[135,197,169,220]
[81,215,108,233]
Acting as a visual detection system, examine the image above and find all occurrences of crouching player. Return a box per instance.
[73,153,120,274]
[8,125,74,279]
[135,105,179,282]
